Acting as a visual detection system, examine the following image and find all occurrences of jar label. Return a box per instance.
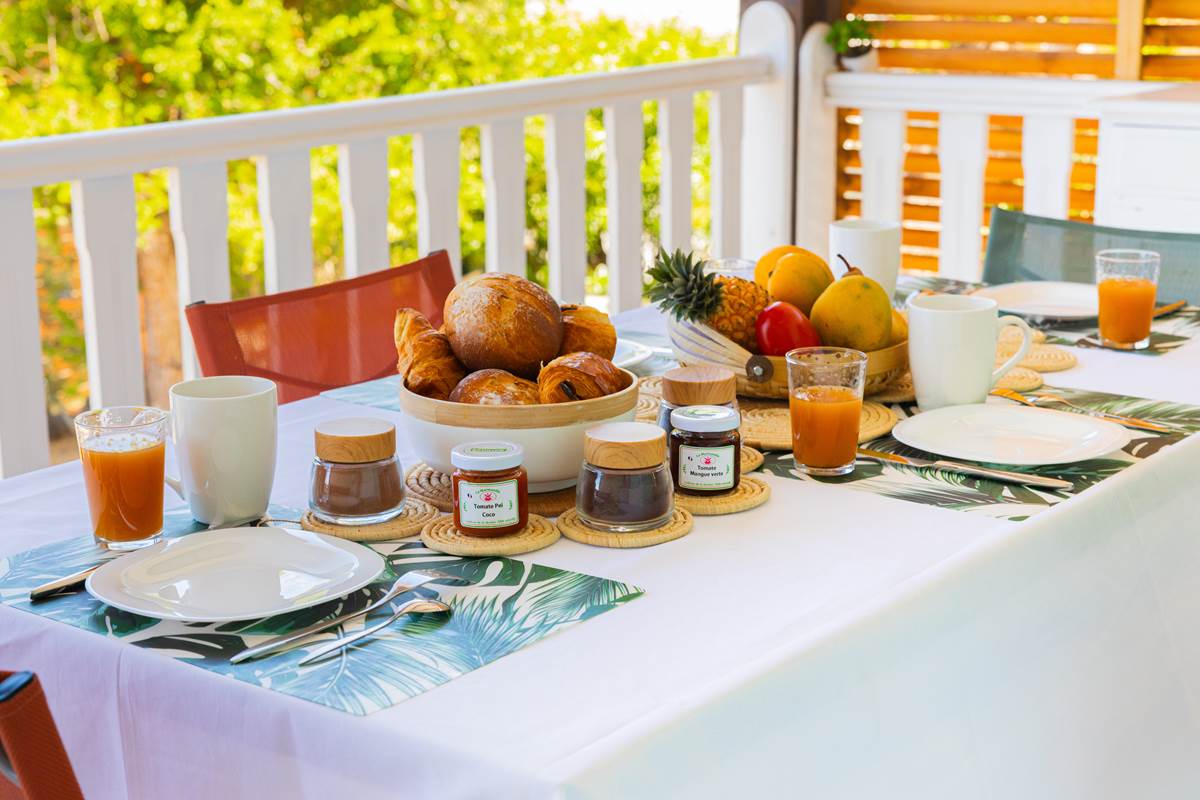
[457,479,520,528]
[677,444,736,490]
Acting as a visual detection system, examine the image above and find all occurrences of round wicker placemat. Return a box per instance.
[740,401,897,451]
[557,507,693,548]
[997,343,1078,373]
[867,372,916,404]
[673,475,770,516]
[406,463,576,516]
[299,499,440,542]
[420,514,559,556]
[637,376,663,398]
[635,394,660,422]
[741,445,764,473]
[994,366,1044,392]
[999,326,1047,346]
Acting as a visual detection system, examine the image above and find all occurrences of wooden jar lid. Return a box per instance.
[314,418,396,463]
[584,422,665,470]
[661,365,737,406]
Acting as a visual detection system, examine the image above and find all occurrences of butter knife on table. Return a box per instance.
[857,448,1073,491]
[29,565,102,602]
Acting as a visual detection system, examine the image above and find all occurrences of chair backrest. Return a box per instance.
[984,209,1200,304]
[186,250,456,403]
[0,672,83,800]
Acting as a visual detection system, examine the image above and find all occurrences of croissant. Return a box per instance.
[394,308,467,400]
[449,369,541,405]
[538,352,632,403]
[558,304,617,359]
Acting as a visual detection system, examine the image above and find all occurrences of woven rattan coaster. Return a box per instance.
[741,445,764,473]
[637,376,663,398]
[407,462,575,516]
[994,366,1044,392]
[740,402,897,451]
[299,499,440,542]
[528,487,576,517]
[997,343,1078,373]
[673,475,770,516]
[999,326,1047,346]
[635,394,661,422]
[420,514,559,556]
[867,372,916,404]
[557,507,693,548]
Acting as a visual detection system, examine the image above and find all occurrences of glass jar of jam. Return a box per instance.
[656,365,738,435]
[451,442,528,537]
[310,418,406,525]
[669,405,741,497]
[576,422,673,533]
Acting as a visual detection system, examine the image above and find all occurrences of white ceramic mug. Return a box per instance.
[907,294,1033,411]
[167,376,278,525]
[829,219,902,297]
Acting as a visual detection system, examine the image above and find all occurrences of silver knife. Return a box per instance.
[857,448,1073,491]
[30,565,102,602]
[230,569,451,664]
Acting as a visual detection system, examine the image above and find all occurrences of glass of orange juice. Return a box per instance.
[74,407,169,550]
[785,347,868,476]
[1096,249,1160,350]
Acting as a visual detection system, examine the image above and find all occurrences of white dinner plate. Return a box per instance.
[891,404,1131,466]
[972,281,1098,321]
[613,338,654,370]
[86,527,385,622]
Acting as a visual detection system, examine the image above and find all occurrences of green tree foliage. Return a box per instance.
[1,0,731,414]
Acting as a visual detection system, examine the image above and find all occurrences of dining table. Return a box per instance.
[3,299,1200,799]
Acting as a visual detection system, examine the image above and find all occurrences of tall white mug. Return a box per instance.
[168,376,278,525]
[907,294,1033,411]
[829,219,902,297]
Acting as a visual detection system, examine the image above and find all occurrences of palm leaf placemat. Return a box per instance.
[0,506,642,716]
[760,385,1198,522]
[322,374,403,411]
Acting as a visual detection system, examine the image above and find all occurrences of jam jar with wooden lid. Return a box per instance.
[576,422,673,533]
[656,365,738,435]
[451,442,528,537]
[310,418,406,525]
[669,405,741,497]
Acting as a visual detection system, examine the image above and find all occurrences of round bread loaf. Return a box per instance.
[559,304,617,359]
[448,369,541,405]
[443,274,563,379]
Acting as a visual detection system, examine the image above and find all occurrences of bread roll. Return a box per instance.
[559,304,617,359]
[394,308,467,400]
[448,369,540,405]
[538,352,632,403]
[442,273,563,379]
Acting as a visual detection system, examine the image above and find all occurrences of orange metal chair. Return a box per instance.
[186,250,457,403]
[0,672,84,800]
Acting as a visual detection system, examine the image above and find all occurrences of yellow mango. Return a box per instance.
[765,250,834,315]
[810,273,893,352]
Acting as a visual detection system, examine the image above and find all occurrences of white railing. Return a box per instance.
[0,2,796,477]
[794,23,1165,282]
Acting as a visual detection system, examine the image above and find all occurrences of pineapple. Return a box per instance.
[648,248,769,350]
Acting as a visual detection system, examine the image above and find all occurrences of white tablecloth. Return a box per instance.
[3,307,1200,799]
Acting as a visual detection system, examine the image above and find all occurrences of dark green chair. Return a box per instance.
[983,208,1200,304]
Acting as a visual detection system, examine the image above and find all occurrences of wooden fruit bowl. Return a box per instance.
[666,318,907,400]
[397,369,638,492]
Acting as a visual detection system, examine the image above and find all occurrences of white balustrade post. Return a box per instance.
[481,118,527,276]
[604,100,645,312]
[794,22,839,259]
[738,0,796,257]
[546,109,588,303]
[257,150,314,292]
[413,128,462,278]
[338,139,392,276]
[1021,116,1075,220]
[72,175,146,408]
[168,163,231,380]
[938,111,990,280]
[710,87,743,259]
[659,91,694,254]
[859,108,906,225]
[0,188,51,477]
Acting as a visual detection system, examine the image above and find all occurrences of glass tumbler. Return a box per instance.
[785,347,868,476]
[1096,249,1161,350]
[75,406,169,550]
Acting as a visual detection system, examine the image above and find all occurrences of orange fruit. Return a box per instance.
[755,245,812,288]
[765,250,834,315]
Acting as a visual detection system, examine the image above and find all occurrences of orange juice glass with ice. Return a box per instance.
[1096,249,1160,350]
[75,407,169,550]
[785,347,868,476]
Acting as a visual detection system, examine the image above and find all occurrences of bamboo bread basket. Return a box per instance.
[666,318,907,400]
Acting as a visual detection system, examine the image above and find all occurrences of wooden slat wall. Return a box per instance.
[837,1,1199,270]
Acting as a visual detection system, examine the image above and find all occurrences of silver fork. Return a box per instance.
[297,597,450,666]
[991,388,1170,434]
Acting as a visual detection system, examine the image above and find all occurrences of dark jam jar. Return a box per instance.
[576,422,673,533]
[451,442,528,537]
[669,405,741,497]
[309,418,406,526]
